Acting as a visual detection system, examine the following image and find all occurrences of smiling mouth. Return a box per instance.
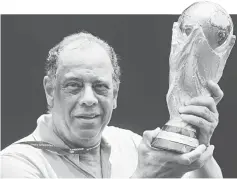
[75,114,100,119]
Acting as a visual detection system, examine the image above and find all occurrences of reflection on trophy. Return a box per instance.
[151,1,236,153]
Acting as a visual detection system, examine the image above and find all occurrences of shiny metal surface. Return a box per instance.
[152,1,236,152]
[178,1,233,50]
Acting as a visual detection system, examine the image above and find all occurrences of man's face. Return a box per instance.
[47,43,118,147]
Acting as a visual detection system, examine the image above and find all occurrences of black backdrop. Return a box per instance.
[2,15,237,177]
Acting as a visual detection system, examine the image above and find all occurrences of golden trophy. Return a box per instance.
[151,1,236,153]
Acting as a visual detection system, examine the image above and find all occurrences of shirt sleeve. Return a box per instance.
[1,153,43,178]
[130,131,142,149]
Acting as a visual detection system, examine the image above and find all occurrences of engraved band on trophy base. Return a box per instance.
[152,125,198,153]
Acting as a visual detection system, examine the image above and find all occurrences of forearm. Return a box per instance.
[187,156,223,178]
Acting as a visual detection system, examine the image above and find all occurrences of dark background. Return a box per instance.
[1,15,237,177]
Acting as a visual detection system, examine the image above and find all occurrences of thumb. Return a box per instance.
[143,127,161,146]
[207,80,224,104]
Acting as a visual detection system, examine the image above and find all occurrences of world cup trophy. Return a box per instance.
[151,1,236,153]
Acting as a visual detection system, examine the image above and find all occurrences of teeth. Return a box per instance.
[80,114,97,118]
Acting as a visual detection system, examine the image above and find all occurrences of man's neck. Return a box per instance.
[80,146,102,178]
[51,120,103,177]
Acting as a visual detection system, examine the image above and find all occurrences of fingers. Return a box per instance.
[143,128,161,146]
[207,80,224,104]
[185,96,217,114]
[189,145,215,170]
[179,105,218,123]
[199,145,214,163]
[180,114,209,129]
[174,144,207,165]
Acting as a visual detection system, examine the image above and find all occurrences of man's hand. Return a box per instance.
[132,81,223,178]
[179,80,223,146]
[131,128,215,178]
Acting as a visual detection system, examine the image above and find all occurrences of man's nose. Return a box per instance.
[79,85,98,106]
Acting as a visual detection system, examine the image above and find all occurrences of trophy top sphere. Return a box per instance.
[178,1,233,49]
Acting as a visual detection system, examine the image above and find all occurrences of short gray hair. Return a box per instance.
[45,32,121,111]
[45,31,121,88]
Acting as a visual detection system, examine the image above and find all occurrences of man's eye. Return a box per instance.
[94,84,108,90]
[65,82,83,89]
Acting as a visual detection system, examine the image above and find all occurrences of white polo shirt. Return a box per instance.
[1,114,142,178]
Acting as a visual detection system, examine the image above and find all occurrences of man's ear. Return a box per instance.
[43,76,54,108]
[113,86,119,109]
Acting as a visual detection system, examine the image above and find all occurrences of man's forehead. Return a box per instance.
[56,42,113,76]
[58,42,112,67]
[62,69,112,81]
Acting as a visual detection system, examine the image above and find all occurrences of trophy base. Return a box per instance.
[151,138,195,153]
[151,125,199,153]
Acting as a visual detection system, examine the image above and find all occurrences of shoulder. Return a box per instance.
[103,126,142,177]
[1,134,39,156]
[1,135,48,178]
[103,126,142,148]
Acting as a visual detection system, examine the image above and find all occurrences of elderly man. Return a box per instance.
[1,32,223,178]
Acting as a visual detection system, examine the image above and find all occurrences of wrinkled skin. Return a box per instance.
[44,43,118,148]
[132,81,223,178]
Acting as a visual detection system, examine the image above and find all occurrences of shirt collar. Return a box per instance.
[32,114,111,155]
